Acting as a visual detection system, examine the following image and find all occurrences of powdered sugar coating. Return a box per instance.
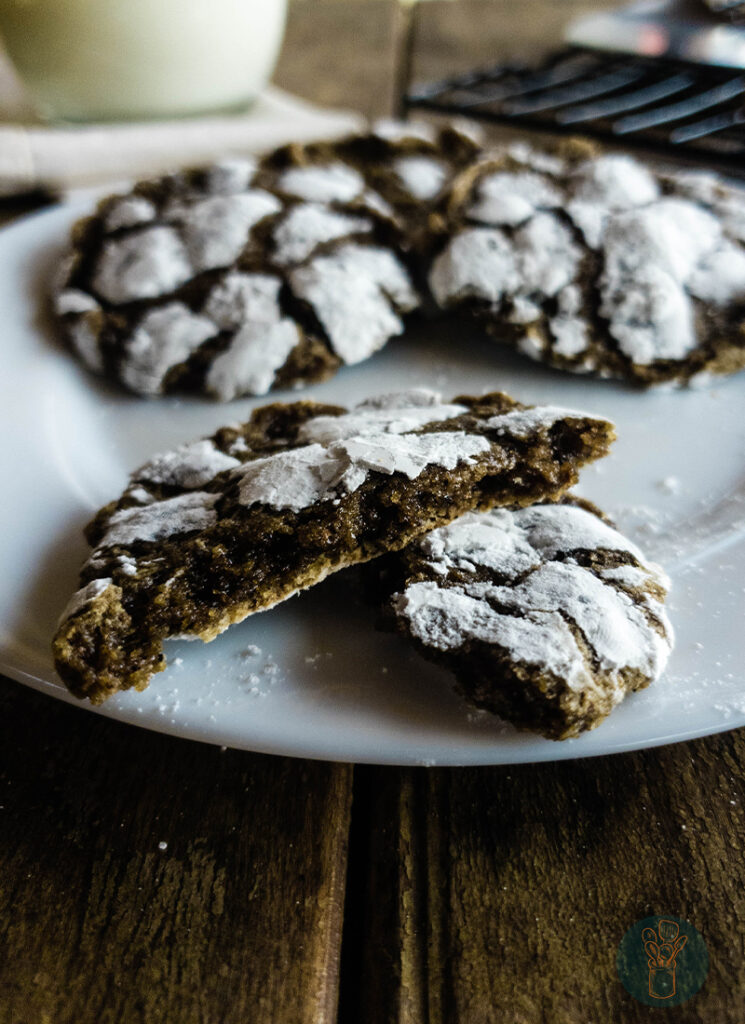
[397,582,591,685]
[430,213,581,311]
[549,286,588,358]
[466,171,561,227]
[93,226,192,304]
[392,502,673,720]
[272,203,372,266]
[135,439,241,489]
[235,431,491,511]
[298,395,468,444]
[58,577,113,626]
[176,191,281,272]
[445,148,745,380]
[600,198,745,364]
[430,227,517,306]
[472,561,669,676]
[485,405,607,438]
[206,319,301,400]
[289,243,419,364]
[98,491,220,548]
[68,319,104,373]
[372,119,438,144]
[393,157,448,200]
[121,303,217,395]
[566,154,660,248]
[204,157,257,195]
[203,273,282,329]
[104,195,157,232]
[277,164,366,203]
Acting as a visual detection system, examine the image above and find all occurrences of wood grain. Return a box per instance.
[344,733,745,1023]
[0,679,352,1024]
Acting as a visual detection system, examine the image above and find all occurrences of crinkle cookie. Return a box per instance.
[429,139,745,386]
[52,121,480,402]
[254,118,482,234]
[52,389,614,703]
[384,498,673,739]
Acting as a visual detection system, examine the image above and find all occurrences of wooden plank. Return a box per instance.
[0,678,352,1024]
[348,731,745,1023]
[276,0,399,119]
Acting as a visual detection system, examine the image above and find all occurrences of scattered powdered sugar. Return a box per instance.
[98,491,219,548]
[206,319,301,400]
[272,203,372,266]
[176,190,281,272]
[658,476,681,495]
[277,163,365,203]
[289,243,418,364]
[235,431,490,511]
[58,577,113,625]
[393,156,448,200]
[135,439,240,488]
[93,226,192,304]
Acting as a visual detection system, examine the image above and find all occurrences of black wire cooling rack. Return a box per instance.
[405,48,745,172]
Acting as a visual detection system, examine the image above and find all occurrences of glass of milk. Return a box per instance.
[0,0,288,121]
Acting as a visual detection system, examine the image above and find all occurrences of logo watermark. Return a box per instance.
[617,915,708,1007]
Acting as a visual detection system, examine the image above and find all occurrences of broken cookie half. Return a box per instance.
[385,499,673,739]
[53,389,614,704]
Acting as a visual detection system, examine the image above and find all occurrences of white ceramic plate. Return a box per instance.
[2,204,745,765]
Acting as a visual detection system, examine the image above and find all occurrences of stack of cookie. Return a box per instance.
[53,387,673,740]
[56,121,745,739]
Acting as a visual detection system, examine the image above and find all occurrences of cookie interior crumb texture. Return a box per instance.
[385,498,674,740]
[52,390,615,704]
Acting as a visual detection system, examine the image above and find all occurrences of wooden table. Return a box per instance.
[2,2,744,1021]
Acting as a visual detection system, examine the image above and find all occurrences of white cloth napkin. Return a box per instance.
[0,53,365,196]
